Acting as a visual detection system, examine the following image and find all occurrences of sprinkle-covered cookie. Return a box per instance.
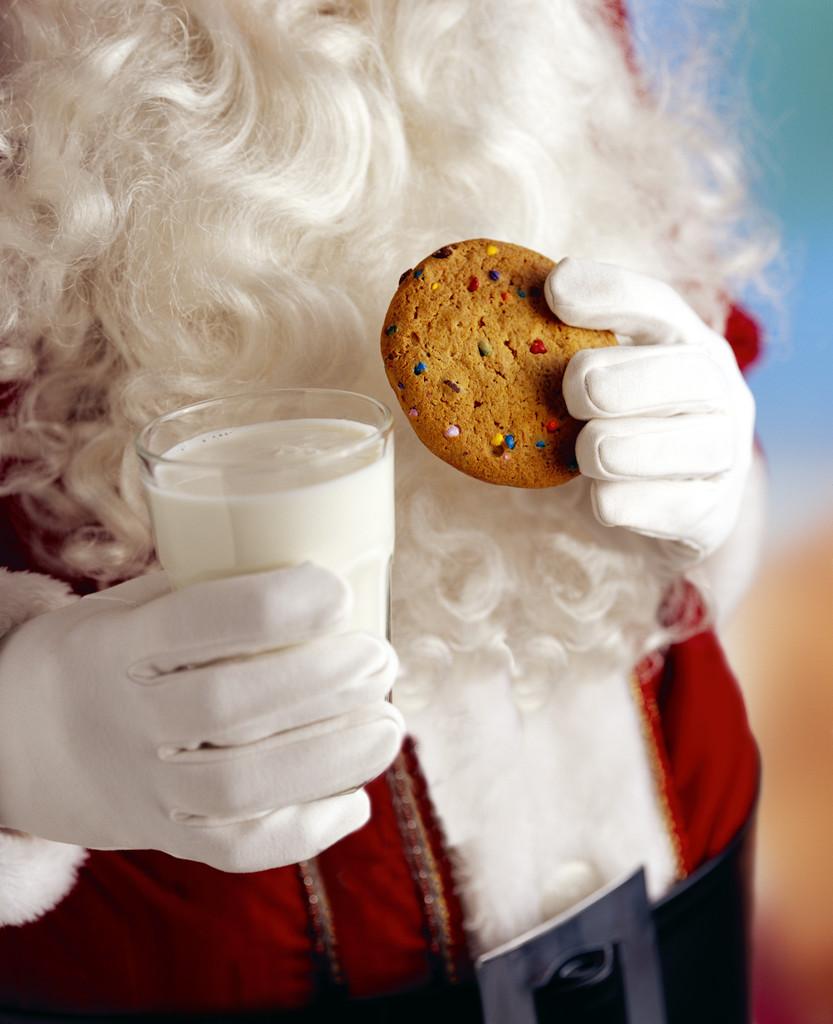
[380,239,617,487]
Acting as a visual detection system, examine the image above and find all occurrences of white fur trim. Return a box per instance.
[0,567,79,632]
[0,829,88,926]
[396,643,678,957]
[0,567,88,926]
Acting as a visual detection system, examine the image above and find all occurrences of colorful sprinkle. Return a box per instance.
[486,244,500,255]
[502,452,512,461]
[478,340,493,356]
[567,457,579,471]
[431,282,440,291]
[546,419,559,432]
[504,434,516,450]
[500,291,509,301]
[432,246,453,259]
[468,276,480,292]
[413,267,424,279]
[397,381,404,389]
[491,432,505,447]
[398,269,412,285]
[517,288,527,299]
[488,269,500,281]
[385,324,397,336]
[443,379,461,393]
[444,424,461,438]
[408,407,419,418]
[414,361,427,375]
[535,440,546,449]
[530,339,547,354]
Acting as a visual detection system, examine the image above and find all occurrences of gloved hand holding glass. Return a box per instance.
[0,388,403,872]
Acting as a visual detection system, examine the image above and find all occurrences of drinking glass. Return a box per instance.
[135,388,394,639]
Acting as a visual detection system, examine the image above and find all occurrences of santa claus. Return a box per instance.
[0,1,770,1021]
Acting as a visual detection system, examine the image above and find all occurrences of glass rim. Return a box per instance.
[134,386,394,471]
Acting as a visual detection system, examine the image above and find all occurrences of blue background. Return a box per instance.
[629,0,833,544]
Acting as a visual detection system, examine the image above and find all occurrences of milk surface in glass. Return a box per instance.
[144,418,394,637]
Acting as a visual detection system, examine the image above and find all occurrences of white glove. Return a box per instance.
[0,562,403,872]
[545,258,756,567]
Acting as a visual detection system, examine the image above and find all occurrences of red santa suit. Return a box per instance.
[0,1,767,1020]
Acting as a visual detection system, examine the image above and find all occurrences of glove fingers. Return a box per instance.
[590,478,723,553]
[576,414,734,482]
[163,702,404,822]
[563,346,729,420]
[167,790,372,872]
[544,257,705,345]
[143,631,397,744]
[126,562,352,680]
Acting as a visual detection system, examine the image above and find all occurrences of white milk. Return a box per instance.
[144,418,394,636]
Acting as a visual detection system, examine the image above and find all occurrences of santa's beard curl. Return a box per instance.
[0,0,771,680]
[390,425,683,706]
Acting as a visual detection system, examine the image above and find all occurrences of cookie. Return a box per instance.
[380,239,617,487]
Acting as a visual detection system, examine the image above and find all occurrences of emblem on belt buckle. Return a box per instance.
[475,869,667,1024]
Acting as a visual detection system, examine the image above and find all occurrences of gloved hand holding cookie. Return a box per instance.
[381,240,756,567]
[381,239,617,487]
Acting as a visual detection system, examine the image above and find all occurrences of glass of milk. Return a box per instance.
[135,388,394,639]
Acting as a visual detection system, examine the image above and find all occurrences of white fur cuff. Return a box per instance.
[0,829,87,926]
[0,567,88,927]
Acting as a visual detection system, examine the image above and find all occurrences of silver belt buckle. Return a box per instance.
[475,868,667,1024]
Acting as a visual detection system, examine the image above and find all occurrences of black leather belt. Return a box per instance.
[0,810,756,1024]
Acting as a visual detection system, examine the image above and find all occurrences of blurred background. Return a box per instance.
[629,0,833,541]
[630,2,833,1021]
